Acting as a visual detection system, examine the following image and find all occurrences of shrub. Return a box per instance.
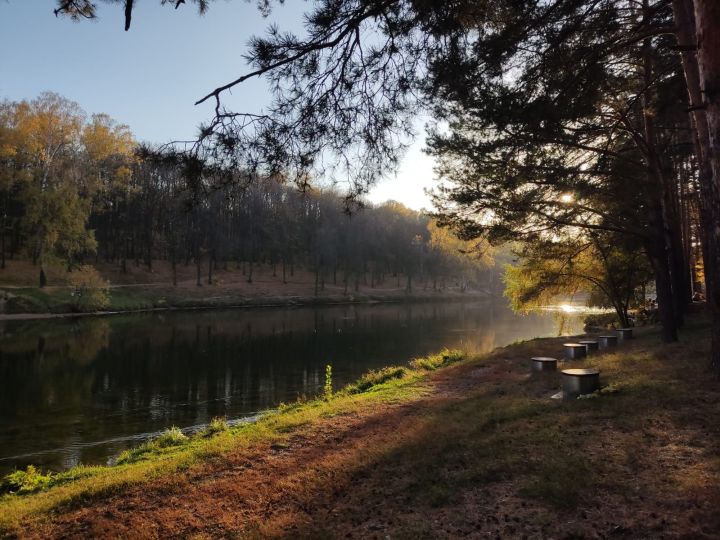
[583,312,618,331]
[68,266,109,311]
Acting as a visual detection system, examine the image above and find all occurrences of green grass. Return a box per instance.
[296,319,719,531]
[345,366,408,394]
[409,348,465,370]
[202,416,229,436]
[3,288,73,313]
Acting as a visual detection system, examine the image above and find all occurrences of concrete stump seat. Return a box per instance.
[578,340,599,353]
[616,328,633,341]
[598,335,618,349]
[563,343,587,360]
[561,368,600,399]
[531,357,558,372]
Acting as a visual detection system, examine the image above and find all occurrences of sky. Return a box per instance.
[0,0,436,210]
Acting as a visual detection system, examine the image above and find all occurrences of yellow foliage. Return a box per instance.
[68,266,110,311]
[0,93,136,278]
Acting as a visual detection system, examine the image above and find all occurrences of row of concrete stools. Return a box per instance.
[530,327,633,399]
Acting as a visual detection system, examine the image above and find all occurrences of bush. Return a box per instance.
[409,349,465,371]
[583,312,618,331]
[346,367,407,394]
[68,266,109,311]
[0,466,53,495]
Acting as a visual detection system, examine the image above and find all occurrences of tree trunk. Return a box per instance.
[1,222,5,270]
[641,30,681,339]
[314,261,320,296]
[692,0,720,372]
[649,237,679,343]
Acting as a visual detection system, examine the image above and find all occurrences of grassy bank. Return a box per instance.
[0,285,487,319]
[0,259,489,319]
[2,318,719,538]
[0,351,463,535]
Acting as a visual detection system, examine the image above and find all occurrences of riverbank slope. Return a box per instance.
[1,316,718,538]
[0,260,489,319]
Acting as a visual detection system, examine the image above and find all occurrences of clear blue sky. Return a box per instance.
[0,1,435,209]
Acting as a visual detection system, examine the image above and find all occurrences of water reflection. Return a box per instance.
[0,300,582,473]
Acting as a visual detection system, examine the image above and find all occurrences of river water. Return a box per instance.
[0,300,583,474]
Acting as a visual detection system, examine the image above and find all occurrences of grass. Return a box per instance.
[275,317,720,537]
[0,349,465,534]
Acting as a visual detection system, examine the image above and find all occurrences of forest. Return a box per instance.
[0,93,490,298]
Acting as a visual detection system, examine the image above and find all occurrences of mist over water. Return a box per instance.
[0,300,582,474]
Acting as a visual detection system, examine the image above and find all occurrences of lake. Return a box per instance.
[0,300,583,474]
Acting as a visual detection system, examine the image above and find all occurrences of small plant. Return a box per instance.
[115,426,190,465]
[409,349,465,371]
[577,384,622,399]
[203,417,229,436]
[0,465,53,495]
[323,364,333,399]
[346,366,407,394]
[154,426,188,448]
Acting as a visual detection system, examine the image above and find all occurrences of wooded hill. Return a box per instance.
[0,93,491,297]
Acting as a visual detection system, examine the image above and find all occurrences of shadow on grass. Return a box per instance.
[277,321,720,538]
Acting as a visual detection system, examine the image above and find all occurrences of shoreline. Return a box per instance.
[0,289,491,322]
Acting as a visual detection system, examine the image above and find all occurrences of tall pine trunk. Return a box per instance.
[692,0,720,372]
[641,30,680,341]
[674,0,717,305]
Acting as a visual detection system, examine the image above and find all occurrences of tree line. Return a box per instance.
[0,93,489,294]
